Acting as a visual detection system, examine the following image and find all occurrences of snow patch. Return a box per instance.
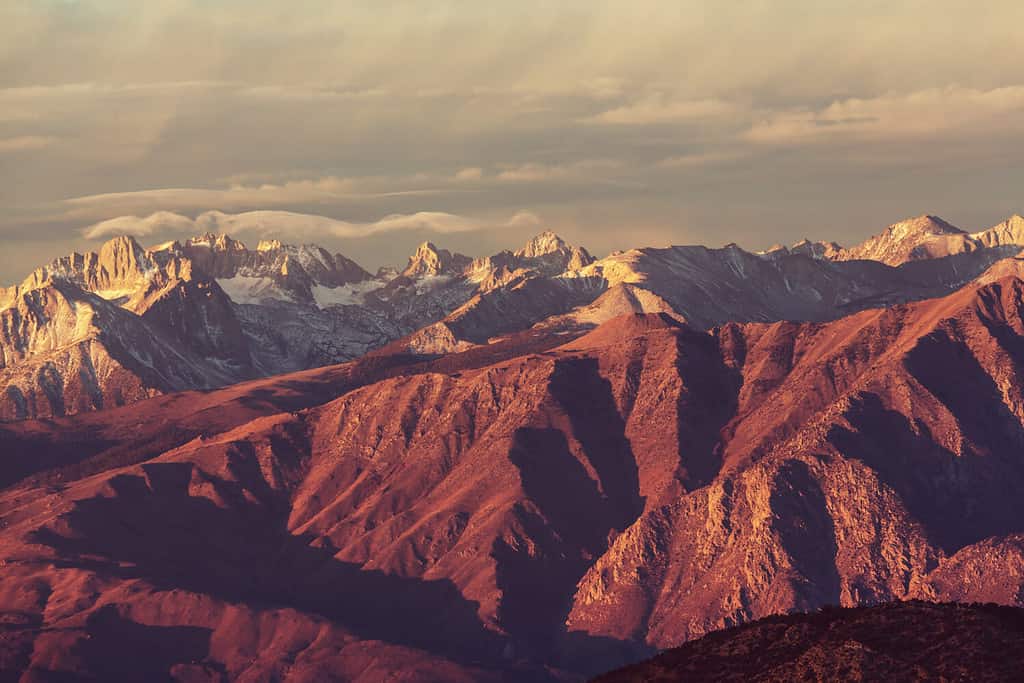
[413,274,454,294]
[311,280,385,309]
[216,276,284,305]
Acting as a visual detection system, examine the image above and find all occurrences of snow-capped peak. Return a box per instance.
[513,231,594,273]
[185,233,247,252]
[515,230,568,259]
[885,215,964,240]
[838,215,968,265]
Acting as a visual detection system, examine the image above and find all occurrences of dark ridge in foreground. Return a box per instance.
[592,601,1024,682]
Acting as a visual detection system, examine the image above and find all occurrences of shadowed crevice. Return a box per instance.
[548,357,643,524]
[674,330,741,490]
[829,391,1024,553]
[769,460,842,608]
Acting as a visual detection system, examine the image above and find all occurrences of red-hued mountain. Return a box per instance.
[5,267,1024,679]
[593,601,1024,682]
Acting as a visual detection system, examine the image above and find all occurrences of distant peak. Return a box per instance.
[185,233,246,251]
[888,215,964,237]
[512,230,593,271]
[517,230,567,257]
[102,234,143,249]
[403,241,470,278]
[787,239,842,260]
[257,239,284,252]
[98,234,146,261]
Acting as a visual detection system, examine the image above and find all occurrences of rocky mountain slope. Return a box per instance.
[0,230,595,420]
[594,601,1024,682]
[5,268,1024,679]
[828,213,1024,266]
[4,213,1024,421]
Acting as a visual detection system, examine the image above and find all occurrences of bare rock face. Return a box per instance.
[0,276,254,420]
[0,236,261,419]
[831,213,1024,266]
[787,238,844,260]
[402,241,473,278]
[513,230,595,274]
[834,215,969,265]
[975,214,1024,249]
[6,275,1024,679]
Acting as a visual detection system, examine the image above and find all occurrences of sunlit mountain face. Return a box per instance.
[3,2,1024,681]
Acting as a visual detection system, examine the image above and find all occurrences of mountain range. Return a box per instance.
[4,212,1024,680]
[3,213,1024,421]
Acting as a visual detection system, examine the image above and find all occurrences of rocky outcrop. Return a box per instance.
[0,279,247,420]
[594,601,1024,682]
[402,242,473,278]
[829,214,1024,266]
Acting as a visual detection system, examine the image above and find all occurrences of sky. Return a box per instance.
[2,0,1024,282]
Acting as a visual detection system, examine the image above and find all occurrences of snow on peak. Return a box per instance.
[516,230,568,258]
[885,215,964,240]
[512,231,594,272]
[838,215,969,265]
[186,233,247,252]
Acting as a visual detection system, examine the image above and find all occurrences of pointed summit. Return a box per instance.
[96,234,151,283]
[402,241,472,278]
[839,215,970,265]
[515,230,569,259]
[886,215,965,238]
[513,230,594,273]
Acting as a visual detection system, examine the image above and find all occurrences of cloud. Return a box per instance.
[82,211,199,239]
[746,86,1024,145]
[57,164,623,225]
[0,135,57,152]
[584,96,739,126]
[495,160,622,183]
[82,209,540,242]
[656,150,746,168]
[61,176,451,220]
[454,167,484,182]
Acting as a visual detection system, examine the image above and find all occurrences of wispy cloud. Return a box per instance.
[82,209,542,242]
[61,177,449,219]
[495,160,623,183]
[0,135,57,152]
[746,86,1024,144]
[656,150,746,168]
[584,96,739,126]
